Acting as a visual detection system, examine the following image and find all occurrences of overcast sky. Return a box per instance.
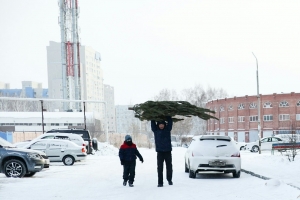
[1,0,300,105]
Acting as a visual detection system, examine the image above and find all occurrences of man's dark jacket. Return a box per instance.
[151,116,173,152]
[119,142,143,162]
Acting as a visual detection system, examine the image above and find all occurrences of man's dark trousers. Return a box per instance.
[123,160,136,183]
[157,151,172,184]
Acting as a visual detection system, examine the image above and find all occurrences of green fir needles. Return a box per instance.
[129,101,218,123]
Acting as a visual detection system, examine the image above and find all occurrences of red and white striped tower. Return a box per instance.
[59,0,81,111]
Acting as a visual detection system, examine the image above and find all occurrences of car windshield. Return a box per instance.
[0,137,15,148]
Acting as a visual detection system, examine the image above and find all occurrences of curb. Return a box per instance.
[241,169,300,190]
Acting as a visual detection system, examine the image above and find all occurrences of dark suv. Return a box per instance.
[46,129,93,154]
[0,137,45,178]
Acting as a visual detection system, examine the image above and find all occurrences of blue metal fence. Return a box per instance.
[0,131,13,143]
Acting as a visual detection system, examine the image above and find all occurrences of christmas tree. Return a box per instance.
[129,100,218,122]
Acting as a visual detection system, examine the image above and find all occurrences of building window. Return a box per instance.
[249,102,257,109]
[238,103,245,110]
[219,106,224,112]
[263,102,273,108]
[279,101,289,107]
[238,116,245,122]
[249,115,258,122]
[214,119,218,124]
[220,118,225,124]
[228,105,233,111]
[279,114,290,121]
[296,114,300,121]
[297,101,300,106]
[228,117,234,123]
[263,115,273,121]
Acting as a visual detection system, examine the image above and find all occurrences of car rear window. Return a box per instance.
[200,136,231,142]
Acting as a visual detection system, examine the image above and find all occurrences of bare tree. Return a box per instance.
[282,121,300,161]
[153,89,179,101]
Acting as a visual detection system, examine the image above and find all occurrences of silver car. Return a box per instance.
[28,139,87,165]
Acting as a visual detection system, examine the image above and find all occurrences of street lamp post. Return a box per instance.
[252,52,261,154]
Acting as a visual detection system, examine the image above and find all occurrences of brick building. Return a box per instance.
[206,92,300,142]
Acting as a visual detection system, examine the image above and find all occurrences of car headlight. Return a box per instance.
[27,153,42,159]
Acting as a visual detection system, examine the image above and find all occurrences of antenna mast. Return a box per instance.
[59,0,81,111]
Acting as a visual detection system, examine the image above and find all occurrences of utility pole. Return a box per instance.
[40,100,45,134]
[252,52,261,154]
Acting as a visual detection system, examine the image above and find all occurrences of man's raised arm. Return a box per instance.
[151,120,157,132]
[166,116,173,131]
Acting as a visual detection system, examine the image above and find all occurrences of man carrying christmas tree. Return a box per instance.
[151,116,173,187]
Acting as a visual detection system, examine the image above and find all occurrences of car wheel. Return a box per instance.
[232,170,241,178]
[62,155,75,166]
[24,172,36,177]
[188,162,196,178]
[4,159,27,178]
[252,145,259,153]
[240,146,245,151]
[185,162,189,173]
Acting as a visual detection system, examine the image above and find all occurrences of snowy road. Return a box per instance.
[0,147,299,200]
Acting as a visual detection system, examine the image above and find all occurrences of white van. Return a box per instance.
[18,133,86,149]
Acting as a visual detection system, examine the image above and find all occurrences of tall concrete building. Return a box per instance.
[46,41,104,122]
[104,84,116,133]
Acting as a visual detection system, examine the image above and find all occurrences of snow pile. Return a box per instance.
[265,179,281,187]
[95,142,118,156]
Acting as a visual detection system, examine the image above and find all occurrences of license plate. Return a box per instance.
[209,161,226,166]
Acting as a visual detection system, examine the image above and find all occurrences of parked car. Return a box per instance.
[245,136,284,152]
[18,133,86,149]
[185,135,241,178]
[14,140,32,148]
[0,137,45,178]
[27,139,87,165]
[46,129,93,154]
[235,141,246,151]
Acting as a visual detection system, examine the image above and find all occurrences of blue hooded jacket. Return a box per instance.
[151,116,173,152]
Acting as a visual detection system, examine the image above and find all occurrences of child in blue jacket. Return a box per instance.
[119,135,144,187]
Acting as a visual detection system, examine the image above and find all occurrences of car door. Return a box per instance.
[271,137,283,147]
[45,141,67,161]
[185,139,195,164]
[261,137,273,150]
[29,141,48,153]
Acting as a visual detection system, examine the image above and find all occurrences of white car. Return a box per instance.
[27,139,87,165]
[245,136,284,152]
[235,141,246,151]
[185,135,241,178]
[16,133,86,149]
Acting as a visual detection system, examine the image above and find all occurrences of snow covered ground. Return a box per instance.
[0,144,300,200]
